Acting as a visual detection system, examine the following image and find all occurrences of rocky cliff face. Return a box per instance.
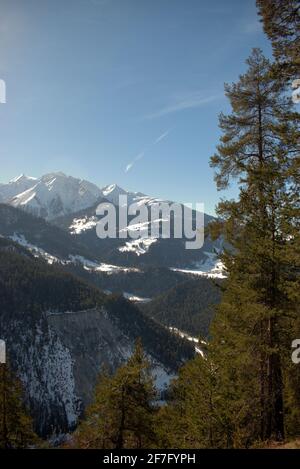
[47,308,136,407]
[1,307,183,437]
[1,312,81,436]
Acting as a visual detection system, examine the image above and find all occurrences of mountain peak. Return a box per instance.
[10,174,37,184]
[41,171,68,181]
[102,184,123,196]
[1,172,102,220]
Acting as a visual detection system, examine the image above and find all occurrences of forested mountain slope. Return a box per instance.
[141,278,222,338]
[0,237,194,436]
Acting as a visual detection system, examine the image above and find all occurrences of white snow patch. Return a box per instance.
[94,263,140,274]
[68,255,141,274]
[170,252,226,279]
[68,254,98,268]
[122,292,151,303]
[119,218,168,236]
[69,216,98,235]
[169,327,206,357]
[118,237,157,256]
[152,365,176,391]
[9,233,59,264]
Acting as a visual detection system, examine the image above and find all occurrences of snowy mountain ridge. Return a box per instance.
[0,172,103,220]
[0,172,165,220]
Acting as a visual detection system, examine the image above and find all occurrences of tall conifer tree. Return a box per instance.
[209,48,299,443]
[256,0,300,79]
[0,362,37,448]
[73,340,158,449]
[159,48,299,448]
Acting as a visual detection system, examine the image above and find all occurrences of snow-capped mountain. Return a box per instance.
[0,173,170,220]
[1,171,208,223]
[102,183,171,209]
[102,183,145,206]
[0,172,103,220]
[0,174,38,201]
[0,172,225,276]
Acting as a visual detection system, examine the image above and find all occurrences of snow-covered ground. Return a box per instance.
[9,228,225,279]
[9,233,60,264]
[118,218,168,237]
[69,216,98,234]
[69,255,141,274]
[122,292,151,303]
[152,365,176,392]
[170,262,226,279]
[8,234,142,276]
[169,327,206,357]
[94,263,140,274]
[118,237,157,256]
[9,230,225,280]
[171,251,226,279]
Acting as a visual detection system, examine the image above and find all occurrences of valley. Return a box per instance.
[0,179,219,437]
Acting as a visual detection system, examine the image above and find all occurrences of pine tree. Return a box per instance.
[256,0,300,80]
[256,1,300,441]
[0,362,37,448]
[73,339,158,449]
[156,354,229,449]
[158,12,300,451]
[208,48,300,444]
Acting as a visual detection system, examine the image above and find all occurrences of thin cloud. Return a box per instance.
[125,151,145,173]
[154,130,170,145]
[143,93,220,120]
[125,130,170,173]
[125,162,133,173]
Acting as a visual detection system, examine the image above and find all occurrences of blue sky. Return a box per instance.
[0,0,272,215]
